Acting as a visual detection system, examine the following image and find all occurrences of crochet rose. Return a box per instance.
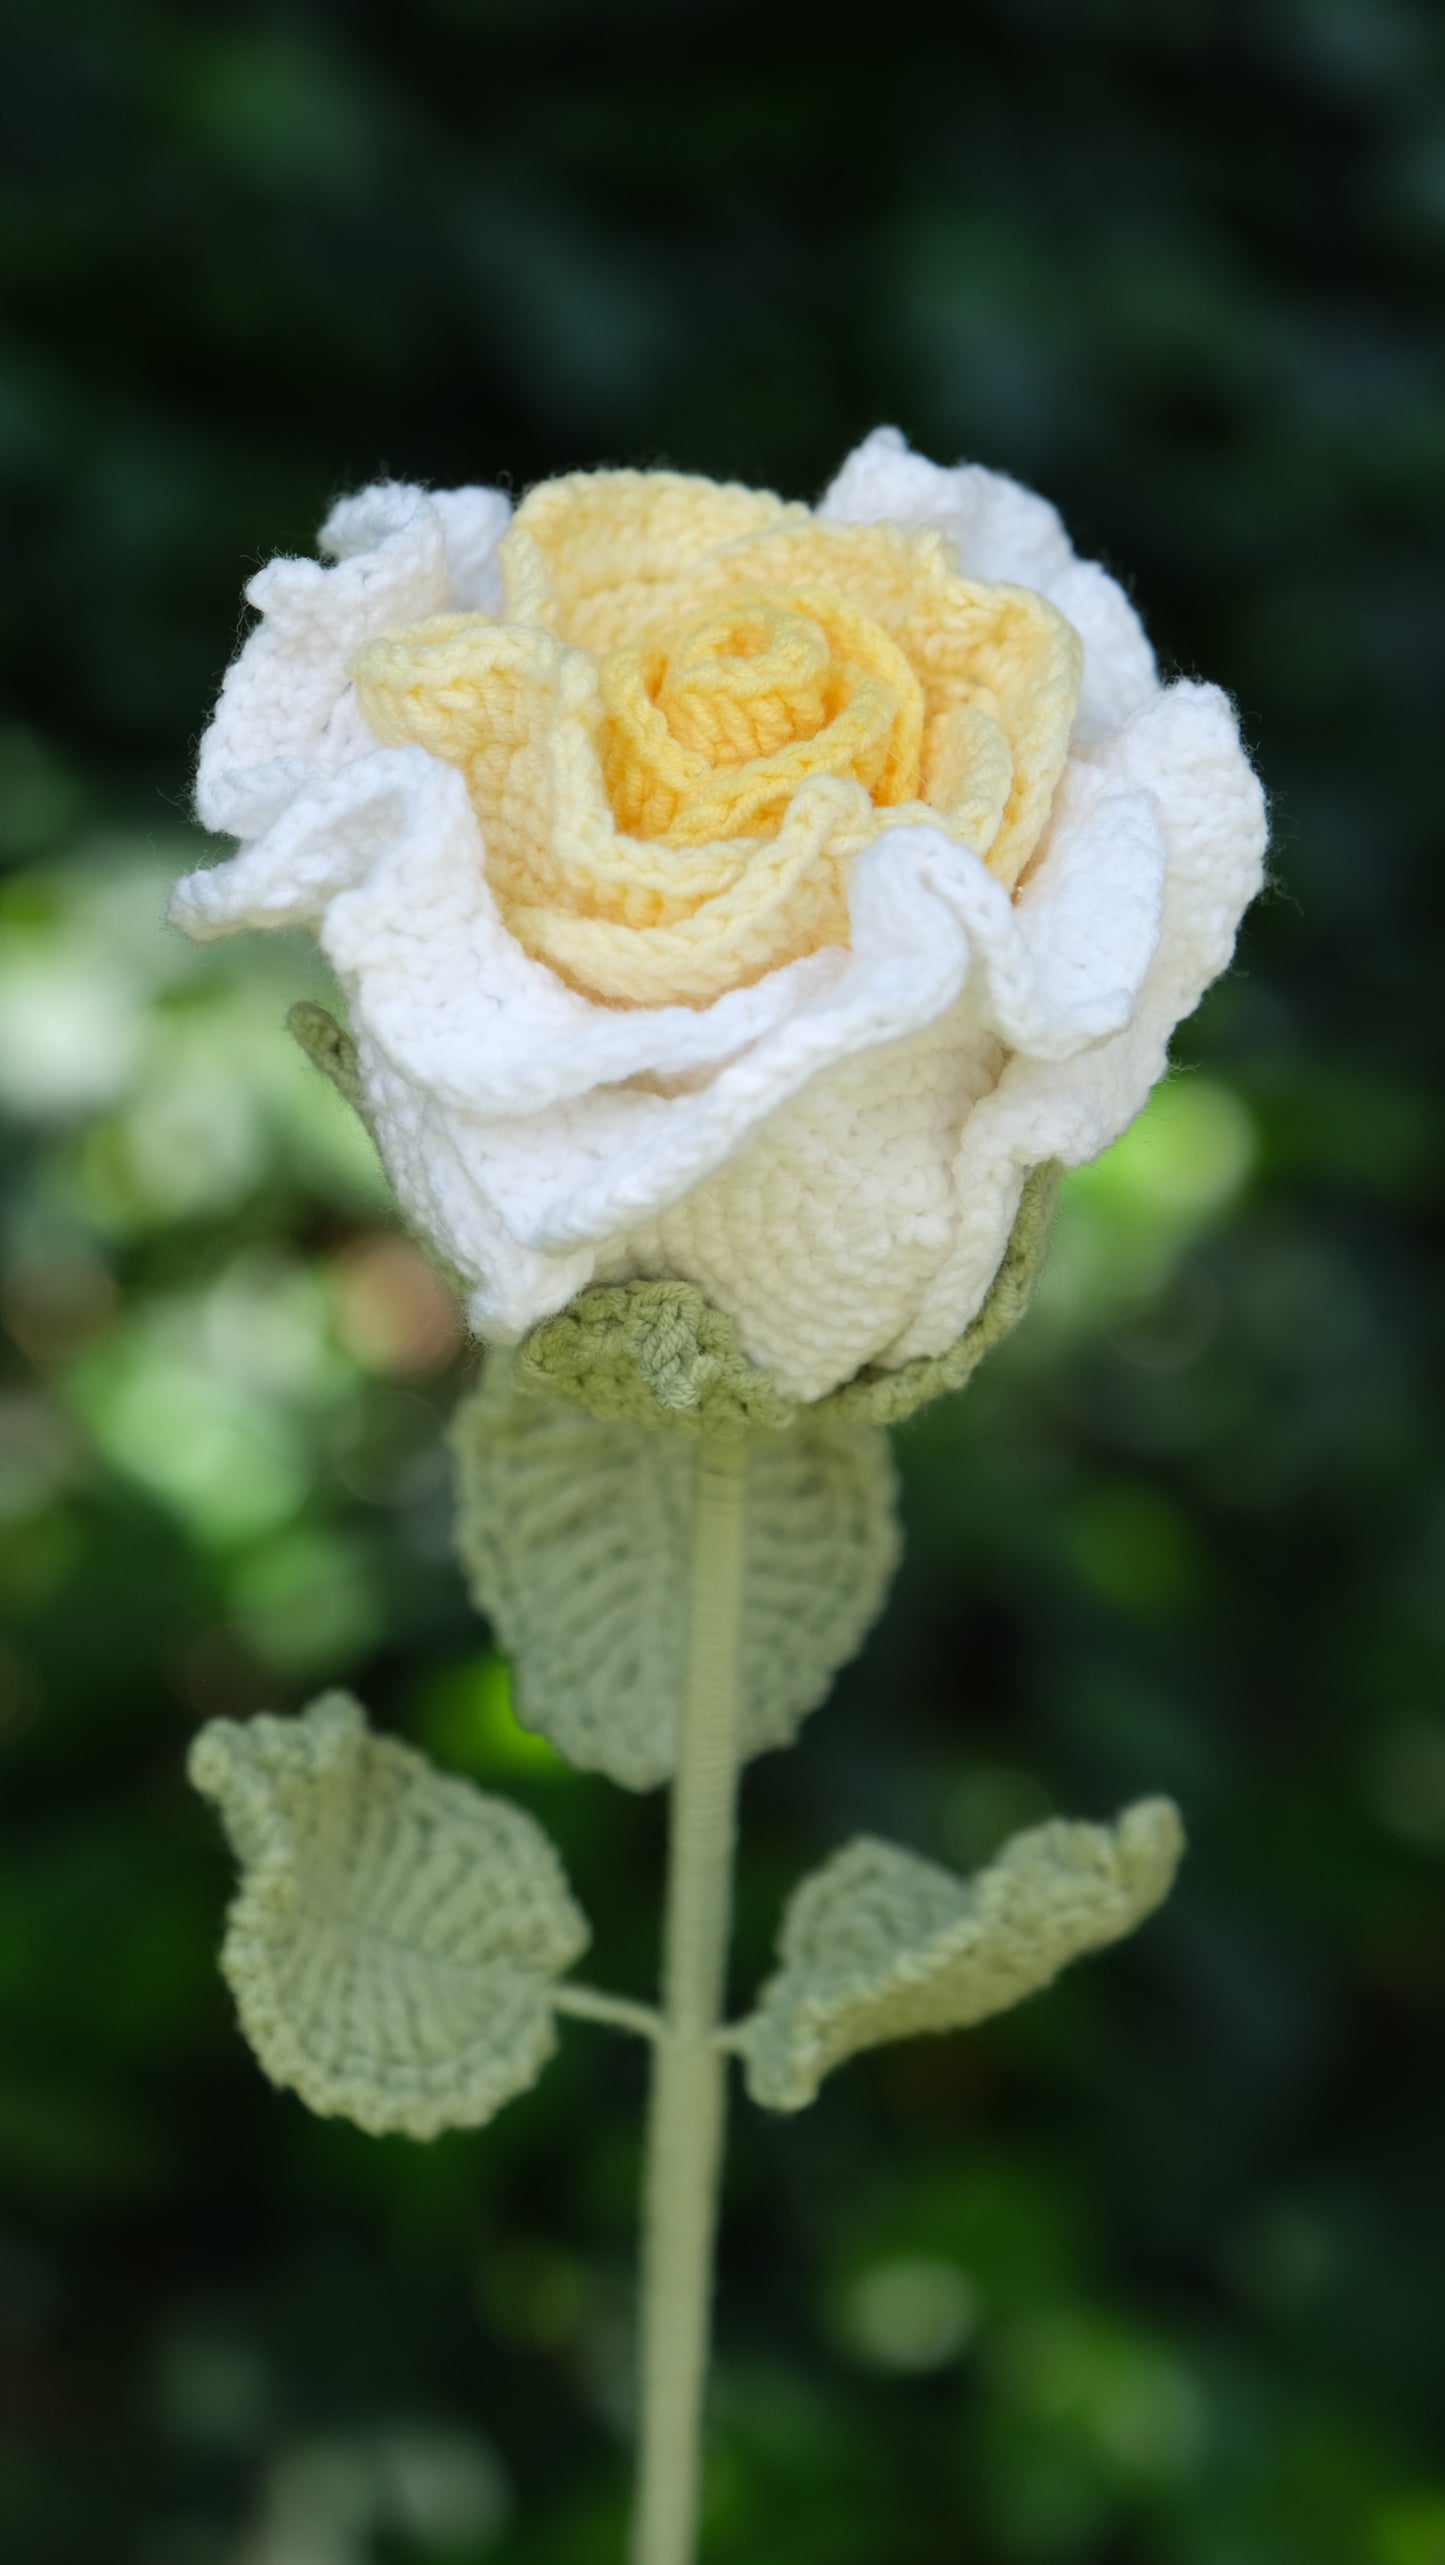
[172,430,1266,1401]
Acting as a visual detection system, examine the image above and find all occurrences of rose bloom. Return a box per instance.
[173,430,1266,1401]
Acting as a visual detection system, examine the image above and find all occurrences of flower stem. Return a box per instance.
[630,1436,748,2565]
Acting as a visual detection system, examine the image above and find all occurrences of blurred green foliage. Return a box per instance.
[1,0,1443,2558]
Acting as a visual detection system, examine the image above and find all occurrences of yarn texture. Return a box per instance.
[189,1693,590,2139]
[172,430,1267,1402]
[736,1798,1184,2113]
[346,491,1082,1006]
[516,1161,1058,1434]
[451,1376,900,1791]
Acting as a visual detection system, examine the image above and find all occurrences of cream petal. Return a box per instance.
[321,480,512,607]
[357,1034,599,1340]
[175,721,1169,1394]
[823,428,1076,584]
[609,1004,1003,1400]
[402,803,1147,1225]
[330,793,847,1113]
[175,748,836,1095]
[508,796,1163,1265]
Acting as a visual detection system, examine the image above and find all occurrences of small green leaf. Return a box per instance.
[189,1692,589,2139]
[452,1380,900,1791]
[737,1799,1184,2112]
[287,999,365,1114]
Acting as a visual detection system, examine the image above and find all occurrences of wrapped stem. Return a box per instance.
[631,1437,748,2565]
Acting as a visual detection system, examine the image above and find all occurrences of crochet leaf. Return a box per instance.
[189,1692,590,2140]
[452,1379,900,1791]
[736,1798,1183,2113]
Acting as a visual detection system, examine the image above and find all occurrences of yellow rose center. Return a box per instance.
[348,477,1084,1011]
[596,587,925,846]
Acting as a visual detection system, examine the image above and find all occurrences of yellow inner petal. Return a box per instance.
[499,468,808,652]
[597,589,924,847]
[349,493,1083,1010]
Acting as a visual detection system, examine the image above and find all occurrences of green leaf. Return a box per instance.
[287,999,365,1114]
[451,1377,900,1791]
[189,1692,590,2139]
[736,1799,1184,2112]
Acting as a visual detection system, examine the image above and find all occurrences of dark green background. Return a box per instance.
[2,2,1443,2559]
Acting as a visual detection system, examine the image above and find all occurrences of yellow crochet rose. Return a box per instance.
[176,431,1267,1398]
[348,471,1084,1008]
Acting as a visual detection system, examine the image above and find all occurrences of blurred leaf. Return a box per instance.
[737,1802,1183,2112]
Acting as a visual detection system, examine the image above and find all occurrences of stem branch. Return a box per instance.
[630,1436,748,2565]
[553,1984,662,2042]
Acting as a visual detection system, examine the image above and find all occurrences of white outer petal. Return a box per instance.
[821,426,1158,742]
[171,717,1170,1393]
[516,785,1163,1258]
[194,481,510,841]
[888,679,1269,1362]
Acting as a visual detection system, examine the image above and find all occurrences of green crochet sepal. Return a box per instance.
[287,1000,366,1116]
[519,1164,1059,1436]
[452,1379,899,1791]
[733,1798,1183,2113]
[518,1281,797,1438]
[189,1693,590,2139]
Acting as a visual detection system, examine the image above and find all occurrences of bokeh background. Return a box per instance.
[2,2,1444,2559]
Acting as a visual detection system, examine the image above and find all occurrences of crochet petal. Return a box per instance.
[176,446,1263,1404]
[178,772,1151,1395]
[269,754,840,1102]
[608,1007,1003,1399]
[195,481,509,840]
[821,427,1157,743]
[887,678,1268,1363]
[173,747,452,937]
[352,770,1160,1179]
[501,467,805,651]
[427,486,512,613]
[174,703,1167,1393]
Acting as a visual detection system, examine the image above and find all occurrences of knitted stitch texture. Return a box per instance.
[515,1161,1057,1433]
[737,1798,1183,2112]
[173,430,1267,1402]
[189,1693,590,2138]
[451,1380,900,1790]
[519,1281,799,1436]
[347,492,1082,1007]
